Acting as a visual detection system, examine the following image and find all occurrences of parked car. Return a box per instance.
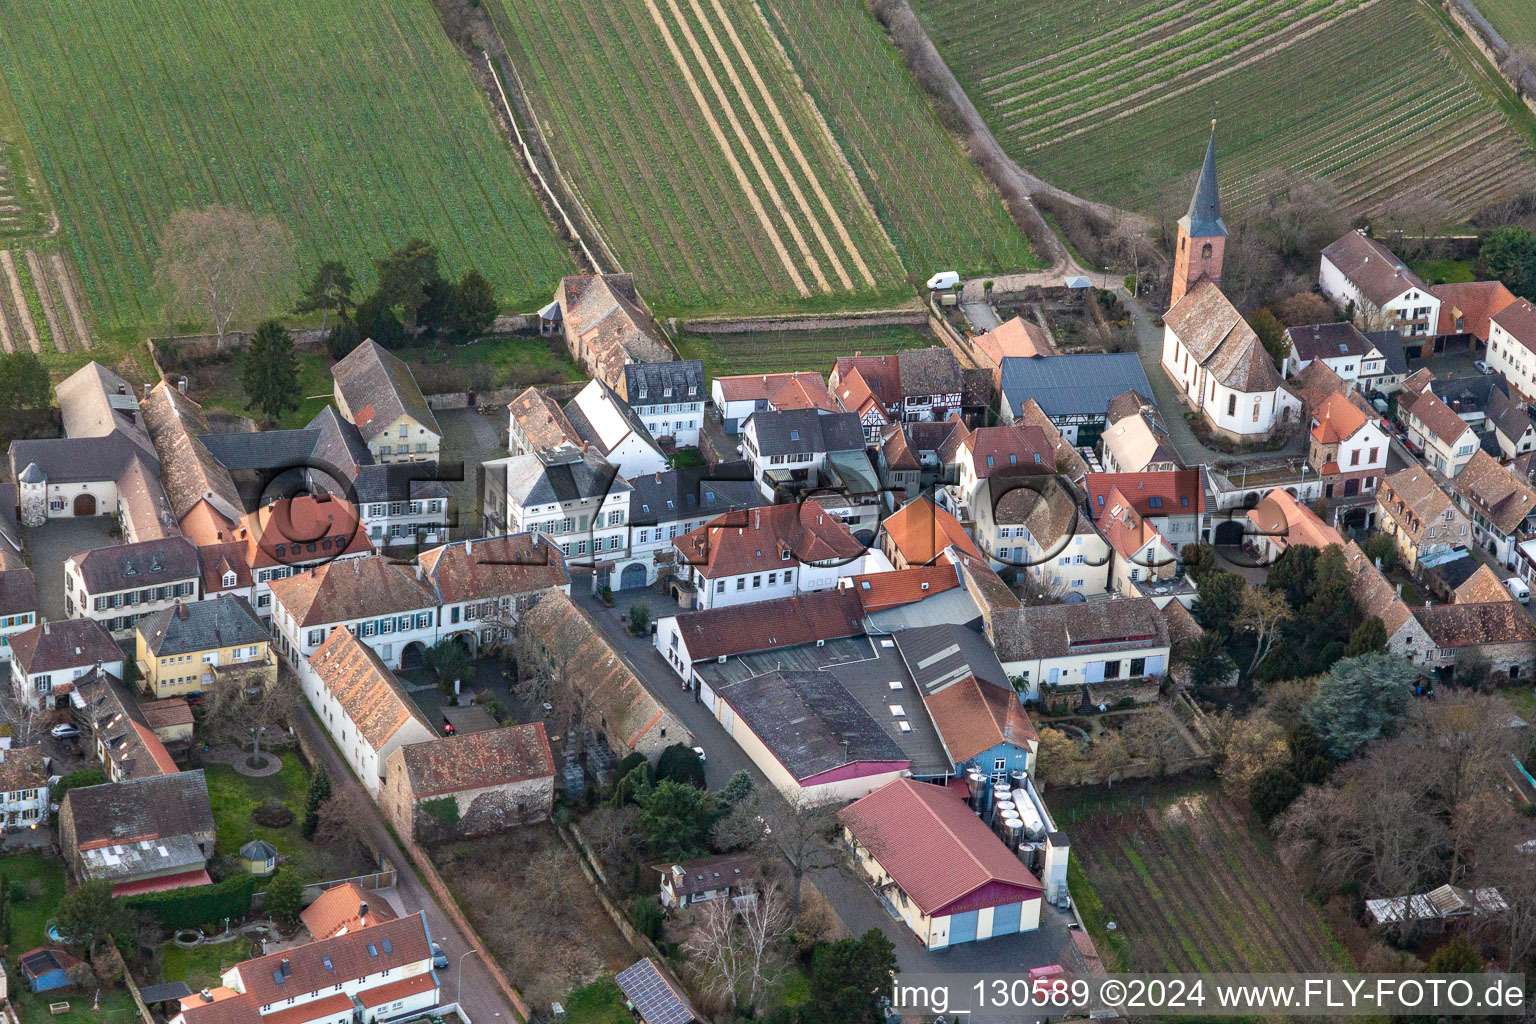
[1505,577,1530,605]
[431,942,448,970]
[49,724,80,740]
[1475,360,1493,375]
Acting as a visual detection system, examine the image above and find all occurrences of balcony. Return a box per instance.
[202,656,278,694]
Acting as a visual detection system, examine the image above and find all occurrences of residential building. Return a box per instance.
[657,854,758,909]
[1084,471,1209,552]
[480,448,631,566]
[331,340,441,463]
[1485,386,1536,458]
[382,723,556,841]
[506,387,578,458]
[1361,329,1410,392]
[764,374,840,415]
[1342,542,1436,669]
[620,360,706,447]
[973,476,1110,595]
[875,424,922,504]
[879,496,981,569]
[0,745,48,832]
[656,588,867,687]
[989,598,1170,704]
[951,424,1054,510]
[299,626,436,795]
[300,881,395,941]
[1319,230,1441,338]
[896,347,967,422]
[171,914,441,1024]
[1414,601,1536,681]
[1448,450,1536,569]
[671,500,881,610]
[1000,353,1154,445]
[520,590,690,757]
[1306,391,1388,497]
[841,778,1045,949]
[1101,399,1181,475]
[1399,385,1480,477]
[1097,488,1179,594]
[711,372,826,434]
[70,672,179,781]
[1487,299,1536,401]
[972,315,1056,391]
[0,563,37,663]
[135,597,275,699]
[1435,280,1518,349]
[9,618,124,711]
[831,363,893,445]
[618,463,760,590]
[563,379,668,478]
[64,535,200,638]
[1282,321,1386,384]
[270,555,440,670]
[740,408,867,501]
[1011,398,1090,484]
[1245,488,1345,565]
[416,533,571,653]
[1453,564,1516,605]
[58,771,215,893]
[1375,466,1473,572]
[554,273,672,390]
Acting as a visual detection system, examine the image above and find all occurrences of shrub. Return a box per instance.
[654,744,705,789]
[252,799,295,829]
[628,895,663,941]
[128,874,257,931]
[421,797,461,829]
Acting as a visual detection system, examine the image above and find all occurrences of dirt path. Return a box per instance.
[50,253,91,350]
[702,0,878,288]
[642,0,811,295]
[0,278,14,354]
[24,251,69,353]
[0,251,39,353]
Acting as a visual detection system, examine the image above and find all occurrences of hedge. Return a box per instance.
[126,873,257,930]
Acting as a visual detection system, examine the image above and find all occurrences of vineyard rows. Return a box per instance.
[0,249,91,354]
[490,0,914,317]
[915,0,1536,218]
[0,0,573,333]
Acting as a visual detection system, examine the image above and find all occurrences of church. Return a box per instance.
[1159,125,1298,441]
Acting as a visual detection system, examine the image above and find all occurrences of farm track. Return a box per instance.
[0,251,38,353]
[24,250,68,353]
[50,252,90,349]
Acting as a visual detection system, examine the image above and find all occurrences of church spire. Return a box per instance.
[1185,119,1226,238]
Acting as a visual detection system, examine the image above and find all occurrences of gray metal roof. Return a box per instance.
[1184,123,1226,238]
[892,622,1012,695]
[748,408,864,457]
[137,595,269,656]
[628,461,759,527]
[1000,353,1153,420]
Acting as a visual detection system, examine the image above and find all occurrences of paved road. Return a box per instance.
[291,705,519,1024]
[961,299,1001,333]
[572,587,1080,983]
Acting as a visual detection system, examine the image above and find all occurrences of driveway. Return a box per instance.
[291,704,522,1024]
[571,589,1083,987]
[22,517,117,622]
[436,407,509,539]
[961,299,1000,333]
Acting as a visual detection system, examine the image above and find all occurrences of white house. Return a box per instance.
[712,372,828,434]
[270,555,440,670]
[1486,299,1536,402]
[298,626,436,796]
[0,745,48,833]
[1399,383,1481,477]
[989,598,1170,700]
[563,379,668,479]
[480,448,631,566]
[1319,230,1440,338]
[972,476,1111,596]
[1283,322,1387,385]
[8,618,125,712]
[620,360,706,448]
[1306,391,1389,498]
[415,533,571,655]
[616,464,762,591]
[740,408,866,501]
[1449,450,1536,570]
[64,535,200,639]
[0,563,38,663]
[332,340,442,464]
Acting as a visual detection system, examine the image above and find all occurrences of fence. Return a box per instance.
[679,309,927,335]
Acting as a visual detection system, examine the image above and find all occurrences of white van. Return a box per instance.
[1505,576,1529,604]
[926,270,960,291]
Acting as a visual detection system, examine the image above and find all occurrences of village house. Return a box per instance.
[1011,398,1090,484]
[300,881,395,941]
[8,617,124,711]
[331,340,442,464]
[1398,381,1480,477]
[1319,230,1441,339]
[971,315,1056,391]
[480,447,631,567]
[70,672,179,782]
[299,626,436,795]
[1097,488,1180,595]
[895,347,968,422]
[1487,299,1536,402]
[135,597,275,699]
[563,379,668,479]
[831,361,893,444]
[1282,322,1386,385]
[1448,450,1536,569]
[841,778,1045,949]
[879,495,982,570]
[1414,601,1536,682]
[1375,466,1473,573]
[270,555,439,670]
[416,533,571,653]
[989,597,1170,704]
[0,561,38,663]
[948,424,1054,513]
[64,535,200,638]
[974,476,1111,596]
[657,853,759,909]
[554,273,673,390]
[655,587,867,688]
[1435,280,1517,350]
[382,723,556,842]
[711,372,827,434]
[999,352,1154,445]
[1453,564,1517,605]
[1245,488,1344,565]
[1101,393,1181,474]
[1305,391,1388,498]
[171,913,441,1024]
[617,462,760,591]
[0,745,48,832]
[875,424,922,504]
[1085,471,1210,553]
[740,407,869,503]
[507,387,578,458]
[1484,386,1536,458]
[59,771,215,894]
[1342,542,1436,669]
[619,360,706,448]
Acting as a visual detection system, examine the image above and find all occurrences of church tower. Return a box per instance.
[1169,121,1227,309]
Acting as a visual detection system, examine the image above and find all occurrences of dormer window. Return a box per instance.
[222,571,237,588]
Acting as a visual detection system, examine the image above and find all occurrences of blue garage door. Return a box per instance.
[992,901,1021,936]
[618,563,648,590]
[949,909,978,944]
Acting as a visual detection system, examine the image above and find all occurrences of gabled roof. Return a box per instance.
[233,914,431,1007]
[1010,399,1089,482]
[1283,359,1349,415]
[56,361,152,452]
[1000,353,1154,418]
[1097,487,1171,560]
[69,535,200,595]
[674,500,865,578]
[332,340,440,441]
[715,669,908,780]
[963,424,1053,478]
[1342,541,1416,637]
[1485,386,1534,444]
[746,408,864,457]
[1183,123,1226,238]
[563,379,663,460]
[416,533,569,605]
[974,316,1054,364]
[878,423,920,471]
[1367,329,1409,376]
[1451,450,1536,534]
[1102,413,1180,473]
[1085,470,1206,518]
[0,565,37,618]
[1286,321,1374,362]
[1310,391,1370,445]
[924,673,1038,763]
[73,673,178,780]
[628,462,760,527]
[669,588,866,661]
[846,564,960,612]
[768,375,839,413]
[299,881,396,941]
[62,770,213,848]
[1160,598,1203,646]
[1322,230,1428,307]
[831,365,887,421]
[137,597,268,657]
[991,477,1080,545]
[1163,277,1280,393]
[1405,389,1473,447]
[831,355,901,408]
[1377,466,1463,546]
[507,387,578,452]
[141,384,244,523]
[269,554,437,627]
[1454,564,1516,605]
[396,722,555,797]
[615,958,702,1024]
[882,496,981,565]
[10,618,121,676]
[0,745,47,794]
[560,274,672,385]
[1437,281,1517,341]
[897,347,964,397]
[308,627,433,750]
[493,448,630,507]
[714,372,824,404]
[622,360,704,406]
[840,778,1042,916]
[990,597,1168,663]
[1415,600,1536,648]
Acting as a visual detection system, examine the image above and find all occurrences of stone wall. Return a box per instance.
[681,309,929,334]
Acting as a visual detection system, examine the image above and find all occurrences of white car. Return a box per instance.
[1475,360,1492,375]
[49,723,80,740]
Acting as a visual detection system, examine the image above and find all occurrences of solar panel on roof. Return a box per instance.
[616,960,699,1024]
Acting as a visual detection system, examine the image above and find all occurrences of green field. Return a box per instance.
[0,0,574,338]
[489,0,924,316]
[1479,0,1536,48]
[914,0,1536,220]
[677,322,935,376]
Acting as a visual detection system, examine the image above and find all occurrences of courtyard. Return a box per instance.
[22,515,118,623]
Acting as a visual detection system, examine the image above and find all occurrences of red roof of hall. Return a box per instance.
[840,778,1042,917]
[670,588,866,661]
[714,372,826,403]
[674,500,865,578]
[845,564,961,611]
[881,497,981,565]
[1085,470,1206,518]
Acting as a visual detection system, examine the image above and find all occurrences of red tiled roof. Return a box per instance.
[674,501,865,579]
[768,376,839,413]
[1247,489,1344,550]
[846,564,960,611]
[1311,391,1369,444]
[832,355,901,408]
[714,372,825,403]
[1097,487,1169,560]
[132,721,180,775]
[397,722,555,797]
[1406,390,1473,447]
[357,972,437,1009]
[1085,471,1205,518]
[671,589,865,661]
[234,915,431,1007]
[924,675,1038,763]
[974,316,1054,364]
[882,497,981,565]
[963,425,1053,479]
[833,366,888,420]
[840,778,1042,917]
[262,994,355,1024]
[1436,281,1517,341]
[300,881,396,940]
[308,628,432,751]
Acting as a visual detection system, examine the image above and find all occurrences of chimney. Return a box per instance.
[200,990,214,1003]
[176,601,187,620]
[280,958,291,978]
[464,539,472,554]
[358,901,368,919]
[672,865,684,884]
[178,377,188,395]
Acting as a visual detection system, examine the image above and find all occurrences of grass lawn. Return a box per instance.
[196,350,335,430]
[1411,258,1475,286]
[161,940,249,990]
[677,323,936,378]
[667,449,705,470]
[392,334,582,395]
[0,851,66,951]
[204,752,323,880]
[14,981,136,1024]
[560,979,631,1024]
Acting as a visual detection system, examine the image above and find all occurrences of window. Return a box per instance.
[1148,496,1162,509]
[1104,660,1122,679]
[736,578,745,591]
[783,570,793,585]
[1201,242,1213,259]
[1129,568,1140,581]
[768,572,777,585]
[399,424,408,438]
[715,580,725,594]
[751,575,762,589]
[307,629,323,645]
[49,499,64,512]
[1227,394,1236,417]
[1130,657,1146,676]
[1369,447,1378,463]
[1252,398,1262,423]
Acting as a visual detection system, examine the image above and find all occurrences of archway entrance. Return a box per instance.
[619,563,647,590]
[1214,520,1246,546]
[73,493,95,516]
[400,641,428,671]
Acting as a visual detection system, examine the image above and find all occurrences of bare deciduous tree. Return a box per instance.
[154,205,294,344]
[1121,710,1185,777]
[0,688,48,748]
[513,621,597,753]
[1215,714,1288,798]
[684,882,790,1011]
